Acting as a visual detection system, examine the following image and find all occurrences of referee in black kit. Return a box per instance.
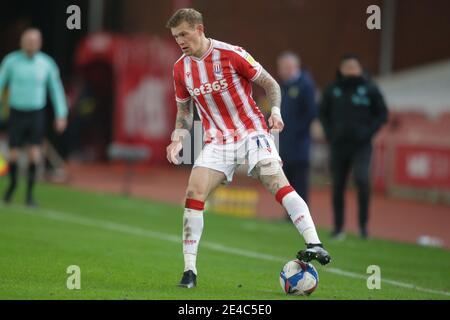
[0,28,68,207]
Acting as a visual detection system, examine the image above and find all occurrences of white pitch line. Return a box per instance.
[324,268,450,297]
[9,205,450,298]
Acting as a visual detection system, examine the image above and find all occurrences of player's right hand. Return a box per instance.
[166,140,183,164]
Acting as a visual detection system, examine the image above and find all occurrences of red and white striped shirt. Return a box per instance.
[173,39,268,144]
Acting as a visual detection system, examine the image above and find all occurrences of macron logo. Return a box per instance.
[294,215,305,225]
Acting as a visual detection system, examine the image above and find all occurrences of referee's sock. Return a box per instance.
[3,162,18,203]
[26,163,37,206]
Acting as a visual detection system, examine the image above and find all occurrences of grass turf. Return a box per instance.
[0,181,449,300]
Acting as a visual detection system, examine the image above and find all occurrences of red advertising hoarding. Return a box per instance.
[75,33,179,164]
[394,144,450,190]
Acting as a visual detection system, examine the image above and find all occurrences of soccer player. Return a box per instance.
[0,28,68,207]
[165,8,331,288]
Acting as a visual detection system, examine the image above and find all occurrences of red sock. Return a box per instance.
[185,198,205,211]
[275,185,295,204]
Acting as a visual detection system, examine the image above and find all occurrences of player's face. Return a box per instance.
[171,21,203,56]
[339,59,362,77]
[21,30,42,56]
[277,56,300,82]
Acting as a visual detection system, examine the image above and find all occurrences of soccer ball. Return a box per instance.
[279,260,319,296]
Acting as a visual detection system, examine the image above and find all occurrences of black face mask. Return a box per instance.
[341,75,364,87]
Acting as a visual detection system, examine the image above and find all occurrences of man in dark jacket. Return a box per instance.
[319,54,388,239]
[277,51,317,206]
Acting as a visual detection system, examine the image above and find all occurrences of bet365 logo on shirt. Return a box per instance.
[188,79,229,97]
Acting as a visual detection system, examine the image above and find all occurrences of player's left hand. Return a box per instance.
[54,118,67,134]
[268,113,284,133]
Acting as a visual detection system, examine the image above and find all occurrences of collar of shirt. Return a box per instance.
[189,38,214,62]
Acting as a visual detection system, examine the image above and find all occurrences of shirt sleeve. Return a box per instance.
[0,55,11,104]
[230,47,262,81]
[47,58,68,118]
[173,66,191,103]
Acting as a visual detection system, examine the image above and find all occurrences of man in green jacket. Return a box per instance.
[0,28,68,207]
[319,54,388,239]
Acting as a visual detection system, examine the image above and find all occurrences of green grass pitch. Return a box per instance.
[0,181,449,300]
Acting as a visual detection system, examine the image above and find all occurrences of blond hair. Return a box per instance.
[166,8,203,28]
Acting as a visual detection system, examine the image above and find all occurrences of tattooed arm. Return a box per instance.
[173,100,194,138]
[167,99,193,164]
[253,68,284,132]
[253,68,281,108]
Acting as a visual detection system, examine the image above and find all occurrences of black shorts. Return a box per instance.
[8,108,46,148]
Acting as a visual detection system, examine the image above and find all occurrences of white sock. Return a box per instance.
[277,187,321,244]
[183,204,204,275]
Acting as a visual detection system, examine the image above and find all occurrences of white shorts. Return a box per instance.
[193,131,282,183]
